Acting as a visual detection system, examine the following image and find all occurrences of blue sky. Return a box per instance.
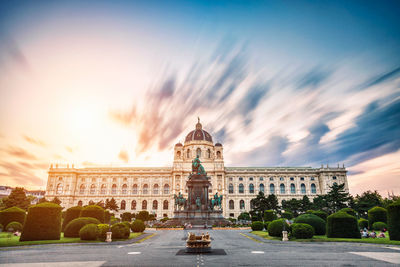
[0,0,399,195]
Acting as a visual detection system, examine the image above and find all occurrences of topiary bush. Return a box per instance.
[79,224,98,240]
[387,200,400,240]
[131,219,145,232]
[111,222,130,239]
[80,205,105,223]
[62,206,83,231]
[263,210,277,222]
[372,221,388,231]
[368,207,387,228]
[104,210,111,224]
[294,213,326,235]
[121,212,132,222]
[64,217,101,238]
[339,208,357,217]
[20,202,62,241]
[251,221,264,231]
[281,211,293,220]
[122,221,131,230]
[358,218,368,229]
[312,210,328,222]
[291,223,314,239]
[327,212,360,238]
[267,219,289,237]
[264,221,270,231]
[6,221,23,232]
[97,224,110,241]
[0,206,26,227]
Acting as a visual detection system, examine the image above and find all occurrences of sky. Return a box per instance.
[0,0,399,196]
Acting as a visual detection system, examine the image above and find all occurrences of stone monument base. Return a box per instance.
[168,209,230,227]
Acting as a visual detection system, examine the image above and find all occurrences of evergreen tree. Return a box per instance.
[326,183,352,213]
[238,212,251,221]
[96,200,105,208]
[354,190,383,218]
[281,198,302,217]
[312,195,328,212]
[266,194,279,211]
[250,192,269,219]
[300,195,312,213]
[51,197,62,205]
[105,198,119,211]
[2,187,30,210]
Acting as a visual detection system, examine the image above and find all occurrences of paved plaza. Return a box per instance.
[1,230,400,266]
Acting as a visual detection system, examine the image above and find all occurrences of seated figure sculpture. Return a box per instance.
[192,155,206,176]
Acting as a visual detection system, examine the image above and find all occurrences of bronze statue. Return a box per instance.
[192,155,206,175]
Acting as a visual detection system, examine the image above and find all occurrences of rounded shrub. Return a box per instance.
[111,222,130,239]
[358,218,368,229]
[264,221,270,231]
[80,205,105,223]
[327,212,360,238]
[121,212,132,222]
[291,223,314,239]
[372,221,388,231]
[97,224,110,241]
[263,210,277,222]
[62,206,83,231]
[368,207,387,228]
[0,224,3,231]
[131,219,145,233]
[79,224,98,240]
[339,208,357,217]
[122,221,131,230]
[251,221,264,231]
[387,200,400,240]
[267,219,289,237]
[0,206,26,227]
[312,210,328,222]
[20,202,62,241]
[281,211,293,220]
[294,214,326,235]
[64,217,101,238]
[104,210,111,224]
[6,221,23,232]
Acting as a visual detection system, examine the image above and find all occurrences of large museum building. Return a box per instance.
[45,120,348,218]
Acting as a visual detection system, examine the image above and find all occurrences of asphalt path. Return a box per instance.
[1,229,399,266]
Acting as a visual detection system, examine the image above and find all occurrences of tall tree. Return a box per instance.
[312,195,328,212]
[266,194,279,211]
[282,198,302,217]
[354,190,383,218]
[105,198,118,211]
[300,195,312,213]
[250,192,269,219]
[2,187,30,210]
[325,183,352,213]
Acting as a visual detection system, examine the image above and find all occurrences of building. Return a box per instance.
[26,190,46,204]
[45,120,348,218]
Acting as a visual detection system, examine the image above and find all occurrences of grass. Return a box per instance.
[251,231,400,245]
[0,232,143,247]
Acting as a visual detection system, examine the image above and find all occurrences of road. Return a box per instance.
[1,229,399,266]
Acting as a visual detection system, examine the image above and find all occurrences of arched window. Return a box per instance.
[90,184,96,195]
[79,184,85,195]
[100,184,106,194]
[122,184,127,194]
[132,184,138,194]
[163,200,168,210]
[240,200,245,209]
[176,183,180,191]
[153,200,158,210]
[164,184,170,194]
[301,183,306,194]
[290,183,296,194]
[239,183,244,193]
[78,200,83,206]
[56,183,63,195]
[229,184,234,194]
[111,184,117,194]
[259,183,264,193]
[121,200,126,210]
[249,183,254,194]
[229,200,234,209]
[142,200,147,210]
[196,148,201,157]
[270,184,275,194]
[177,151,181,158]
[131,200,136,210]
[153,184,159,194]
[207,149,211,158]
[216,151,221,159]
[187,149,190,158]
[280,183,285,194]
[311,183,316,194]
[65,184,69,192]
[143,184,148,194]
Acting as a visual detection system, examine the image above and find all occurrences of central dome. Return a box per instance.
[184,118,213,143]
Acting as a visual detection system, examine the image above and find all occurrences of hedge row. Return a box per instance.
[294,214,326,235]
[62,206,83,231]
[0,207,26,227]
[387,200,400,241]
[327,212,360,238]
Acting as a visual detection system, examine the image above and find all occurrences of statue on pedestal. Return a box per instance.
[174,192,186,210]
[210,192,223,210]
[191,155,206,176]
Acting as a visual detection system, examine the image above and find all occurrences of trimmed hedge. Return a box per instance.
[339,208,357,217]
[64,217,101,238]
[79,224,98,240]
[267,219,289,237]
[111,223,130,239]
[20,202,62,241]
[291,223,314,239]
[263,210,277,222]
[327,212,360,238]
[62,206,83,231]
[358,218,368,229]
[80,205,105,223]
[294,214,326,235]
[122,221,131,230]
[131,219,145,233]
[372,221,388,231]
[264,221,270,231]
[368,207,387,228]
[0,206,26,227]
[121,212,132,222]
[387,200,400,240]
[251,221,264,231]
[97,224,110,241]
[6,221,23,232]
[281,211,293,220]
[312,210,328,222]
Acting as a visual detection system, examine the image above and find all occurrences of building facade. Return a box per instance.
[45,120,348,218]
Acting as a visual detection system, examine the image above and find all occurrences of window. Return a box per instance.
[301,183,306,194]
[229,213,234,217]
[121,200,126,210]
[240,200,245,209]
[269,177,274,181]
[216,151,221,158]
[56,183,63,195]
[164,184,170,194]
[270,184,275,194]
[280,177,284,181]
[79,184,85,194]
[90,184,96,194]
[218,184,222,190]
[229,184,234,194]
[78,200,83,206]
[58,177,63,181]
[207,149,211,158]
[122,184,127,194]
[153,184,159,194]
[92,178,96,182]
[290,183,296,194]
[65,184,69,192]
[142,200,147,210]
[229,200,234,209]
[176,151,181,158]
[196,148,201,157]
[176,183,180,191]
[333,176,337,180]
[187,149,190,158]
[229,177,233,181]
[280,183,285,194]
[112,178,116,182]
[249,177,253,181]
[311,177,315,181]
[300,177,305,181]
[290,177,294,181]
[111,184,117,194]
[131,200,136,210]
[163,200,168,210]
[239,183,244,193]
[311,183,316,194]
[100,184,106,194]
[143,184,148,194]
[132,184,138,194]
[153,200,158,210]
[259,183,264,193]
[260,177,264,181]
[249,183,254,193]
[239,177,243,181]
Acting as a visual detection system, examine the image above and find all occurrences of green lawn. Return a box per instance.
[251,231,400,245]
[0,232,143,247]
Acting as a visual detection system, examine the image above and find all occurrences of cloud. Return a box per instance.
[23,135,46,147]
[0,161,43,186]
[118,150,129,163]
[0,33,30,71]
[5,146,37,160]
[364,66,400,88]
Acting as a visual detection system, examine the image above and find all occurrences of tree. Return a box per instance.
[105,198,118,212]
[312,195,328,212]
[282,198,302,217]
[266,194,279,211]
[325,183,352,213]
[51,197,62,205]
[38,197,48,204]
[136,211,149,221]
[2,187,30,210]
[250,192,269,219]
[354,191,383,218]
[300,196,312,213]
[238,212,251,221]
[96,201,105,208]
[88,200,95,205]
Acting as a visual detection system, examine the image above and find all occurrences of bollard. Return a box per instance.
[282,231,288,241]
[106,231,112,242]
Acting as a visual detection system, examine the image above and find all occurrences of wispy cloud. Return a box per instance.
[23,135,46,147]
[118,150,129,163]
[5,146,37,160]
